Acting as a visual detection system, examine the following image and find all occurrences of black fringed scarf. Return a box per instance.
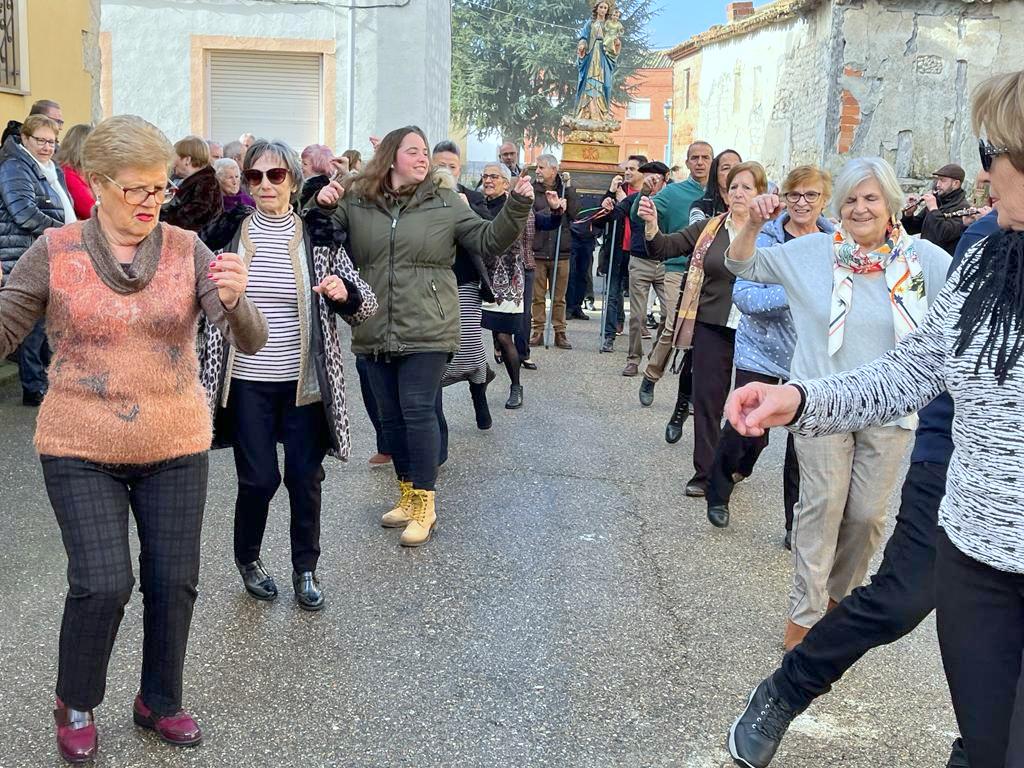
[954,229,1024,384]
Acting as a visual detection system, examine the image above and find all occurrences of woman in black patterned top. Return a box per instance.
[724,70,1024,768]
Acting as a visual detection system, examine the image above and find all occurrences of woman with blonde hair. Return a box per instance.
[723,156,951,652]
[315,125,533,547]
[726,70,1024,766]
[0,114,266,762]
[705,165,835,543]
[55,123,95,219]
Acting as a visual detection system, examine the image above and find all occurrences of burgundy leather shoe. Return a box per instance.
[132,695,202,746]
[54,698,97,764]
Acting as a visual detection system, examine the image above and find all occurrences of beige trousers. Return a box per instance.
[789,426,913,628]
[642,270,684,381]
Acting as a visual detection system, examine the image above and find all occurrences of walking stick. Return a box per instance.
[543,222,563,349]
[598,218,618,341]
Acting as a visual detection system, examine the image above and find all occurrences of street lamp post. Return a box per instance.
[664,99,673,166]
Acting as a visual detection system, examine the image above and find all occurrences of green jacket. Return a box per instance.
[324,174,531,356]
[630,177,704,273]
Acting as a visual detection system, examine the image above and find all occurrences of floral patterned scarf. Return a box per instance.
[671,213,727,350]
[828,220,927,356]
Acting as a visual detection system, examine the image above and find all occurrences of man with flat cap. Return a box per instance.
[901,163,971,254]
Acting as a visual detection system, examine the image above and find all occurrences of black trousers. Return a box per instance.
[774,461,947,711]
[937,528,1024,768]
[691,321,735,485]
[355,355,387,454]
[229,379,330,573]
[41,452,208,716]
[707,368,799,530]
[360,352,449,491]
[516,268,535,359]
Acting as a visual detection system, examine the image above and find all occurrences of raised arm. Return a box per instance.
[193,238,267,355]
[453,181,533,259]
[0,236,50,358]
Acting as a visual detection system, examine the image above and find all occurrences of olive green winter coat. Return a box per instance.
[322,172,531,356]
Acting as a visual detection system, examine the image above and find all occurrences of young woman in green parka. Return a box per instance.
[315,126,534,546]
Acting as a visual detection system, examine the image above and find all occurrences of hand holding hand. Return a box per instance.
[317,180,345,207]
[748,193,783,227]
[601,197,615,212]
[210,252,248,310]
[637,196,657,223]
[724,382,802,437]
[313,274,349,303]
[512,174,535,200]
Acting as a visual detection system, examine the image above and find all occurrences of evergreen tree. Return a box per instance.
[452,0,657,145]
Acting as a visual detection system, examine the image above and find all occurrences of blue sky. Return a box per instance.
[646,2,771,49]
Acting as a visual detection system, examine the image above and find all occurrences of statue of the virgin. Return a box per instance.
[574,0,622,122]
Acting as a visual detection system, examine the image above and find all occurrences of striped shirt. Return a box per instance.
[232,210,301,382]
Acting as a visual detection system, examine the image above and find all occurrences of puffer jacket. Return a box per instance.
[735,212,835,379]
[320,169,531,356]
[0,136,67,276]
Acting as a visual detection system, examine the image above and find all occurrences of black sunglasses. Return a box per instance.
[242,167,289,185]
[979,139,1010,172]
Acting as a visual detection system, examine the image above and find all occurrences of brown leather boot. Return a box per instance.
[529,333,542,347]
[783,619,810,651]
[554,332,572,349]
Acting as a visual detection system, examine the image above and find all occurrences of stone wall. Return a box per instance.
[671,53,702,161]
[834,0,1024,186]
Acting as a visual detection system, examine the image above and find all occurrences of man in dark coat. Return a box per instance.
[901,163,971,255]
[162,135,223,232]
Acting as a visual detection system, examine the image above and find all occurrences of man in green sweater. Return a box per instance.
[631,140,712,233]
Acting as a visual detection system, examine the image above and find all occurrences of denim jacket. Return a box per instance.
[734,213,835,379]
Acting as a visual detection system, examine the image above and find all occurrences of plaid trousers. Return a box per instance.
[41,452,208,715]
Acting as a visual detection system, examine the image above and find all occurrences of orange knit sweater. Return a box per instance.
[35,223,212,463]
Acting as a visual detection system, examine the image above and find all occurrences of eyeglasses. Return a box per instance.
[979,139,1010,172]
[242,168,289,186]
[103,175,176,205]
[29,136,56,148]
[784,191,822,204]
[481,173,504,181]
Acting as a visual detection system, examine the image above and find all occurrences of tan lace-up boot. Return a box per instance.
[381,480,414,527]
[399,489,436,547]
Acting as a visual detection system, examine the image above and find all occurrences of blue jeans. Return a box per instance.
[19,318,49,394]
[602,250,630,341]
[567,237,595,312]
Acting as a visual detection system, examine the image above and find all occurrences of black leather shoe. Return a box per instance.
[665,397,690,444]
[22,389,44,407]
[946,738,969,768]
[707,504,730,528]
[236,559,277,601]
[684,480,706,498]
[639,377,655,407]
[505,385,524,410]
[728,677,803,768]
[600,338,614,354]
[292,571,325,611]
[522,359,538,371]
[783,530,792,551]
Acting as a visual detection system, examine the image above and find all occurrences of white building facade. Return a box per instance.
[99,0,452,154]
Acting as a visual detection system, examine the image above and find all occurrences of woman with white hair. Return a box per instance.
[213,157,254,212]
[724,156,951,651]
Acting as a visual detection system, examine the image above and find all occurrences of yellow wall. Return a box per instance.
[0,0,96,127]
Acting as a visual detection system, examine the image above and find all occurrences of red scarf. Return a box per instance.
[622,184,638,250]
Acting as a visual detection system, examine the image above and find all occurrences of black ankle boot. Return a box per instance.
[470,382,492,430]
[665,396,690,444]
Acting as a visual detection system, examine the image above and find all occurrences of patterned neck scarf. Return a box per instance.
[828,220,928,356]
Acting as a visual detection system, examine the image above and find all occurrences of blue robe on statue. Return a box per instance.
[575,19,615,117]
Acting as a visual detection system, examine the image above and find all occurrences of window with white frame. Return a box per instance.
[627,98,651,120]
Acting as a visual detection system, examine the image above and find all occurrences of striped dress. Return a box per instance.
[232,209,302,382]
[441,281,488,386]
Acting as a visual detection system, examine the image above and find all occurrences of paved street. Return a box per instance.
[0,316,958,768]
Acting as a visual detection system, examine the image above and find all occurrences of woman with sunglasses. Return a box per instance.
[0,113,76,406]
[202,139,377,609]
[0,115,267,763]
[727,70,1024,767]
[722,156,951,653]
[315,126,533,547]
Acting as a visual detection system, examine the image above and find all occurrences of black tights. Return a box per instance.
[492,332,521,387]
